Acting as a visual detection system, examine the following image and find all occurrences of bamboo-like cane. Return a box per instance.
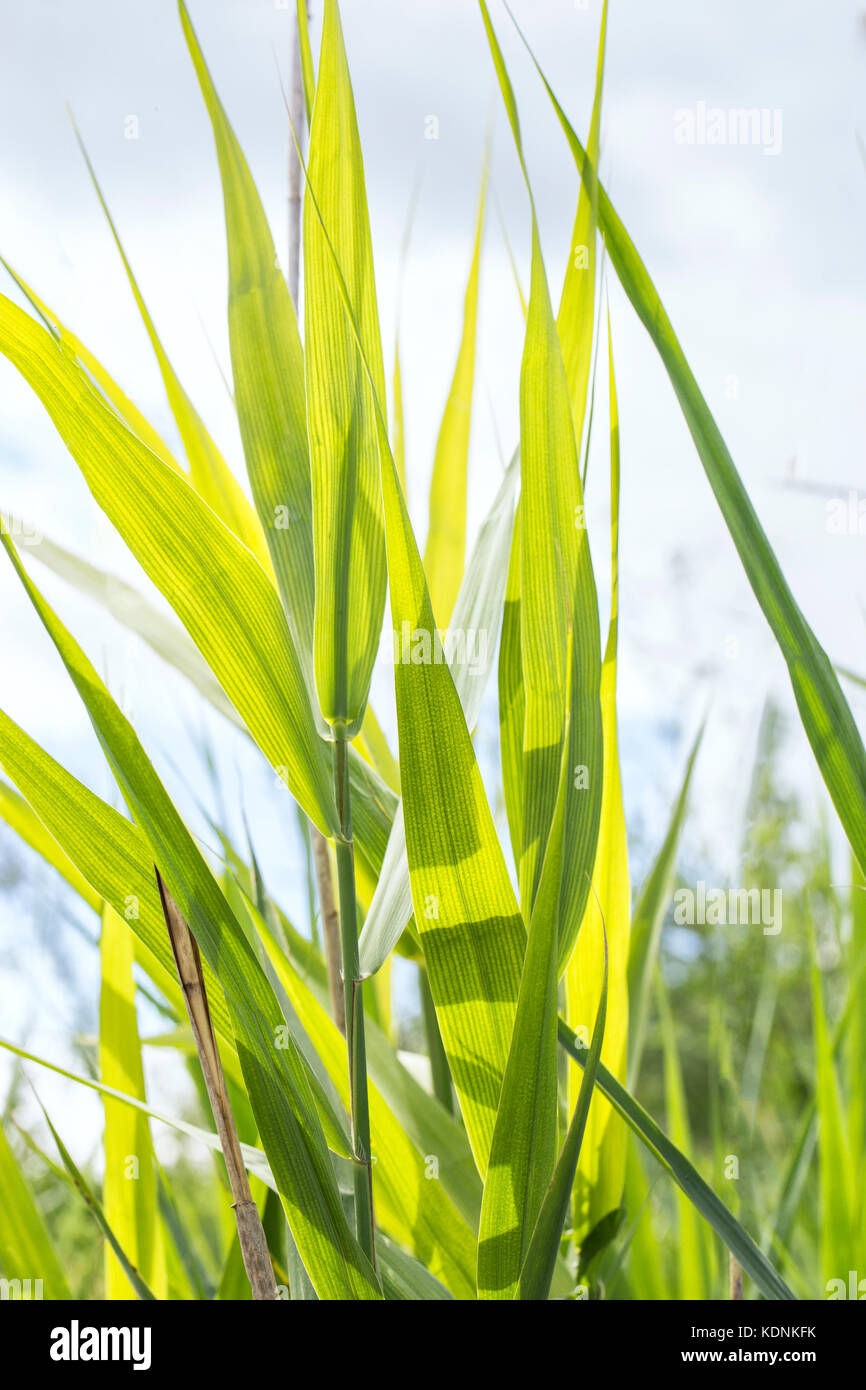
[155,868,279,1301]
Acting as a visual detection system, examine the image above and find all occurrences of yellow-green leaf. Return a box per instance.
[0,292,336,837]
[180,0,321,714]
[71,116,269,568]
[556,0,606,445]
[477,653,571,1298]
[304,0,387,734]
[100,904,166,1298]
[567,316,629,1244]
[479,0,602,962]
[1,534,378,1298]
[0,1119,70,1299]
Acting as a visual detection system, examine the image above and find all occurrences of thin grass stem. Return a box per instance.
[333,727,375,1266]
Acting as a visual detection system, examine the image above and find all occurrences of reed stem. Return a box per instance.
[155,869,278,1301]
[333,727,375,1266]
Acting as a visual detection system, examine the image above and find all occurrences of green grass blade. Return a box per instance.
[392,342,407,496]
[622,1141,670,1298]
[377,1234,455,1301]
[479,0,602,965]
[513,14,866,886]
[477,664,572,1298]
[0,536,380,1299]
[847,855,866,1175]
[192,851,483,1228]
[304,0,387,735]
[216,1229,253,1301]
[253,913,478,1298]
[156,1170,212,1300]
[0,778,102,913]
[656,973,710,1299]
[70,115,268,568]
[498,501,523,868]
[378,462,527,1173]
[518,926,608,1301]
[0,291,336,837]
[359,453,519,977]
[180,0,321,716]
[627,727,703,1089]
[295,0,315,124]
[556,0,606,445]
[0,1117,71,1299]
[39,1104,156,1301]
[17,523,395,880]
[422,163,487,624]
[0,714,232,1038]
[296,105,527,1177]
[764,935,866,1262]
[557,1018,796,1300]
[26,530,243,729]
[0,1037,277,1192]
[0,712,353,1162]
[565,315,628,1243]
[100,904,165,1298]
[1,258,178,473]
[809,921,855,1285]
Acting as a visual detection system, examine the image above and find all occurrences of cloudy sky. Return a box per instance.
[1,0,865,1130]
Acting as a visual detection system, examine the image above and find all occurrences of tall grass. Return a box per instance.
[0,0,862,1301]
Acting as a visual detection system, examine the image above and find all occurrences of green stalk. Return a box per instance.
[333,727,375,1267]
[419,965,454,1114]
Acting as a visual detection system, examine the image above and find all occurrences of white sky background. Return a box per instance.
[1,0,865,1148]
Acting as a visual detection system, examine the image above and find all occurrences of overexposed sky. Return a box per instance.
[1,0,865,1133]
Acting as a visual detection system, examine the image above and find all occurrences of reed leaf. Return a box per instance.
[1,258,177,472]
[557,1018,795,1300]
[39,1104,156,1301]
[0,712,353,1162]
[304,0,387,736]
[0,293,336,837]
[511,9,866,888]
[0,532,380,1299]
[359,452,519,978]
[252,907,477,1298]
[498,502,524,868]
[566,316,629,1244]
[70,114,268,567]
[0,778,102,913]
[656,973,711,1299]
[0,1117,71,1299]
[99,904,165,1298]
[480,0,603,967]
[809,921,856,1285]
[518,927,608,1301]
[477,649,572,1298]
[556,0,606,446]
[180,0,320,714]
[627,726,703,1089]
